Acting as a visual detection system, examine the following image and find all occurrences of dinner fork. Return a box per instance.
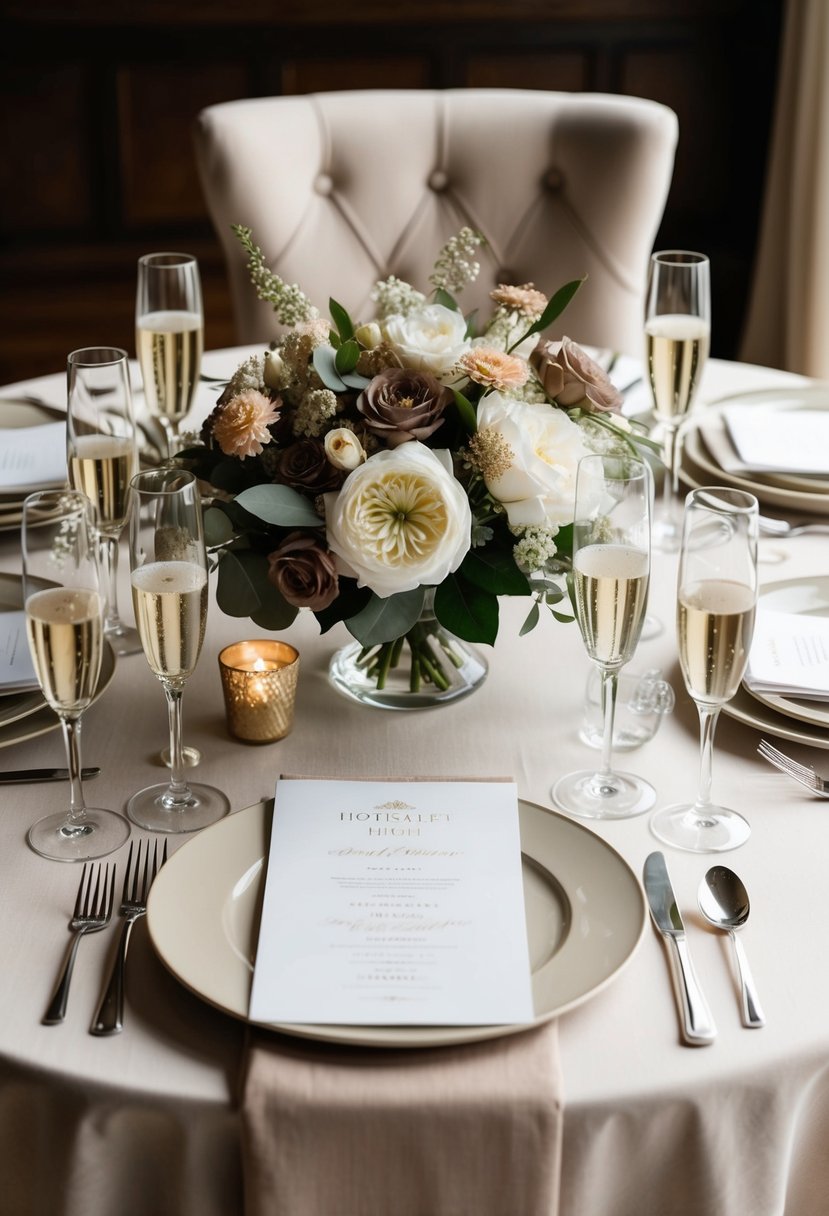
[758,515,829,539]
[90,837,168,1036]
[757,739,829,797]
[42,862,116,1026]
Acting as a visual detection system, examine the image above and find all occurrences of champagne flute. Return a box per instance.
[135,253,204,462]
[22,490,130,861]
[126,468,229,832]
[67,347,142,657]
[651,487,758,852]
[645,250,711,552]
[552,454,655,819]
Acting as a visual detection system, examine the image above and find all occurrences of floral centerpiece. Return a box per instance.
[182,226,653,707]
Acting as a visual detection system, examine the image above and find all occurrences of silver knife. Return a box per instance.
[0,767,100,784]
[643,851,717,1046]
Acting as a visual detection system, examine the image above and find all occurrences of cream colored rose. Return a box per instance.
[474,392,593,528]
[324,427,365,471]
[323,443,471,597]
[382,304,470,378]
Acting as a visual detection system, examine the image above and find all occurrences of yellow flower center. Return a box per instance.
[347,471,448,566]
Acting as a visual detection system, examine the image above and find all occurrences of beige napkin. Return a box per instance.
[240,1021,563,1216]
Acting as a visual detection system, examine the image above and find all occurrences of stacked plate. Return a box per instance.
[0,398,67,532]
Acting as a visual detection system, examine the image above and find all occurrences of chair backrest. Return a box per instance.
[195,89,678,356]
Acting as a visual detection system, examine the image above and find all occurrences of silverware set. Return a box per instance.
[644,851,765,1046]
[42,836,167,1033]
[757,739,829,797]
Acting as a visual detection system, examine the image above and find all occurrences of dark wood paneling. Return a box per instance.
[281,57,431,96]
[465,52,590,92]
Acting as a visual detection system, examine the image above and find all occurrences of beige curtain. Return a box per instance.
[740,0,829,376]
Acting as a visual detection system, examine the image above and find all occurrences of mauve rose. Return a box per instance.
[530,336,624,413]
[267,531,339,611]
[275,439,343,493]
[357,368,451,447]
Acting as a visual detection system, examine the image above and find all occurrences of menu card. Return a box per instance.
[722,405,829,475]
[0,611,38,692]
[249,777,534,1026]
[745,608,829,698]
[0,422,66,490]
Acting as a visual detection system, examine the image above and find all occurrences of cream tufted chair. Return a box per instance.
[195,89,678,355]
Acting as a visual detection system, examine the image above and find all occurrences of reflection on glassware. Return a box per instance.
[135,253,204,462]
[22,490,130,861]
[67,347,143,657]
[580,667,674,751]
[645,251,711,552]
[650,486,758,852]
[126,468,229,833]
[552,454,655,819]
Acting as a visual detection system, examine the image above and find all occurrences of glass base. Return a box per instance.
[127,781,229,834]
[27,807,131,862]
[105,621,145,658]
[329,635,487,710]
[650,802,751,853]
[160,746,200,768]
[552,769,656,820]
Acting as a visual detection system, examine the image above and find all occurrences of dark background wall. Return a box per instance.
[0,0,782,385]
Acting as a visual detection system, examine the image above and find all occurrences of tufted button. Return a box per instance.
[314,173,334,196]
[428,169,449,192]
[544,166,565,192]
[495,267,518,285]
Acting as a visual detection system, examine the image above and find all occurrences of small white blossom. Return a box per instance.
[513,526,559,573]
[292,388,338,437]
[226,355,265,396]
[372,276,427,320]
[428,227,485,294]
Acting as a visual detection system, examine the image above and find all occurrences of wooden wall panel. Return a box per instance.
[281,56,431,96]
[465,52,590,93]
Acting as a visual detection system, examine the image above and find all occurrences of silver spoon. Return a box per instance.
[698,866,766,1028]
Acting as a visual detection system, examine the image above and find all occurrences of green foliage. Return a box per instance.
[434,574,498,645]
[235,484,322,529]
[460,544,530,596]
[345,587,426,647]
[508,278,585,353]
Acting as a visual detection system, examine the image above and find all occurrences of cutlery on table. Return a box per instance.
[90,837,167,1036]
[758,515,829,539]
[757,739,829,797]
[42,862,116,1026]
[698,866,765,1028]
[0,767,100,785]
[643,851,717,1046]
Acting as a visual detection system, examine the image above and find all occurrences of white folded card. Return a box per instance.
[0,611,38,691]
[745,608,829,698]
[249,776,534,1027]
[0,422,66,490]
[722,405,829,475]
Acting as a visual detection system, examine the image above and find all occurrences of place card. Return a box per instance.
[722,405,829,475]
[0,610,38,691]
[745,608,829,698]
[249,776,534,1026]
[0,422,66,490]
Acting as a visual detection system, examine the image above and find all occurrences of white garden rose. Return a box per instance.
[324,427,365,471]
[382,303,470,378]
[475,392,593,528]
[323,443,471,598]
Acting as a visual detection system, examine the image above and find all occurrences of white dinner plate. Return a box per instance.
[147,797,647,1049]
[702,384,829,488]
[683,422,829,515]
[0,397,67,496]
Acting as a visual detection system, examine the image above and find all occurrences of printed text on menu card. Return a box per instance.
[249,778,534,1026]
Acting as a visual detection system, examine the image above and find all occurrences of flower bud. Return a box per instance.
[263,350,286,390]
[354,322,382,350]
[324,427,366,471]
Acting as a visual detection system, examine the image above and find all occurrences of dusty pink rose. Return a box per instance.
[267,531,339,611]
[456,346,529,392]
[530,336,623,413]
[211,390,281,458]
[357,368,451,447]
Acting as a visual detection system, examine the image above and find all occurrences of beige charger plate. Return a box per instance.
[147,798,647,1049]
[683,425,829,515]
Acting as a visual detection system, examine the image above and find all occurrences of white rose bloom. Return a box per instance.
[476,392,593,528]
[324,427,365,471]
[323,443,471,598]
[383,304,470,378]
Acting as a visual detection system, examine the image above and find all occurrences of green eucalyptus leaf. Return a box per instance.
[460,545,530,596]
[314,579,372,633]
[433,287,460,312]
[341,370,371,390]
[251,588,299,631]
[519,601,540,636]
[346,587,425,647]
[203,506,235,547]
[216,550,263,617]
[329,297,355,342]
[334,338,360,375]
[434,574,498,645]
[235,484,322,528]
[451,389,477,434]
[312,344,348,392]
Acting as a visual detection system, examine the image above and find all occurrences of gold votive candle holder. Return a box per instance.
[218,640,300,743]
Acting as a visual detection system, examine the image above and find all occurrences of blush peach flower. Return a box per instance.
[212,390,281,459]
[456,346,529,392]
[490,283,548,318]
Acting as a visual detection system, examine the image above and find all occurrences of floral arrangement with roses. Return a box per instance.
[181,226,653,693]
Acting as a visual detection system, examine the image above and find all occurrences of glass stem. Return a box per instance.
[61,715,87,824]
[98,534,122,632]
[694,704,721,810]
[598,667,619,780]
[662,423,680,512]
[164,685,189,795]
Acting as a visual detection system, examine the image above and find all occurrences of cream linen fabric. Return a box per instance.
[241,1024,562,1216]
[194,90,677,357]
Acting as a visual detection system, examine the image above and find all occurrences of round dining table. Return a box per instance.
[1,351,828,1216]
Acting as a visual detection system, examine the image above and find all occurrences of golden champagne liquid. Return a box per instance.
[645,314,710,421]
[678,579,756,704]
[131,560,207,681]
[572,543,649,667]
[26,587,103,713]
[69,434,135,531]
[136,310,203,422]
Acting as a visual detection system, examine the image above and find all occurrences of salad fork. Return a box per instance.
[90,837,167,1036]
[757,739,829,797]
[42,862,116,1025]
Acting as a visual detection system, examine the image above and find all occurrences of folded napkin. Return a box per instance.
[745,608,829,698]
[241,1021,563,1216]
[0,610,38,692]
[0,422,66,490]
[721,405,829,476]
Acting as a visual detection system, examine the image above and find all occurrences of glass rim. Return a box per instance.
[577,452,650,479]
[651,249,709,266]
[137,252,198,269]
[67,346,129,368]
[129,467,197,496]
[685,485,758,516]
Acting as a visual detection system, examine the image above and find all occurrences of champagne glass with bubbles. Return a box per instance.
[553,454,655,819]
[645,251,711,552]
[23,490,130,861]
[651,487,758,852]
[136,253,204,462]
[126,468,229,833]
[67,347,142,657]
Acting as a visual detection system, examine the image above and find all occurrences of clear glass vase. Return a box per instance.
[328,591,488,710]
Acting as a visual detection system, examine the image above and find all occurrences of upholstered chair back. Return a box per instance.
[195,89,678,355]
